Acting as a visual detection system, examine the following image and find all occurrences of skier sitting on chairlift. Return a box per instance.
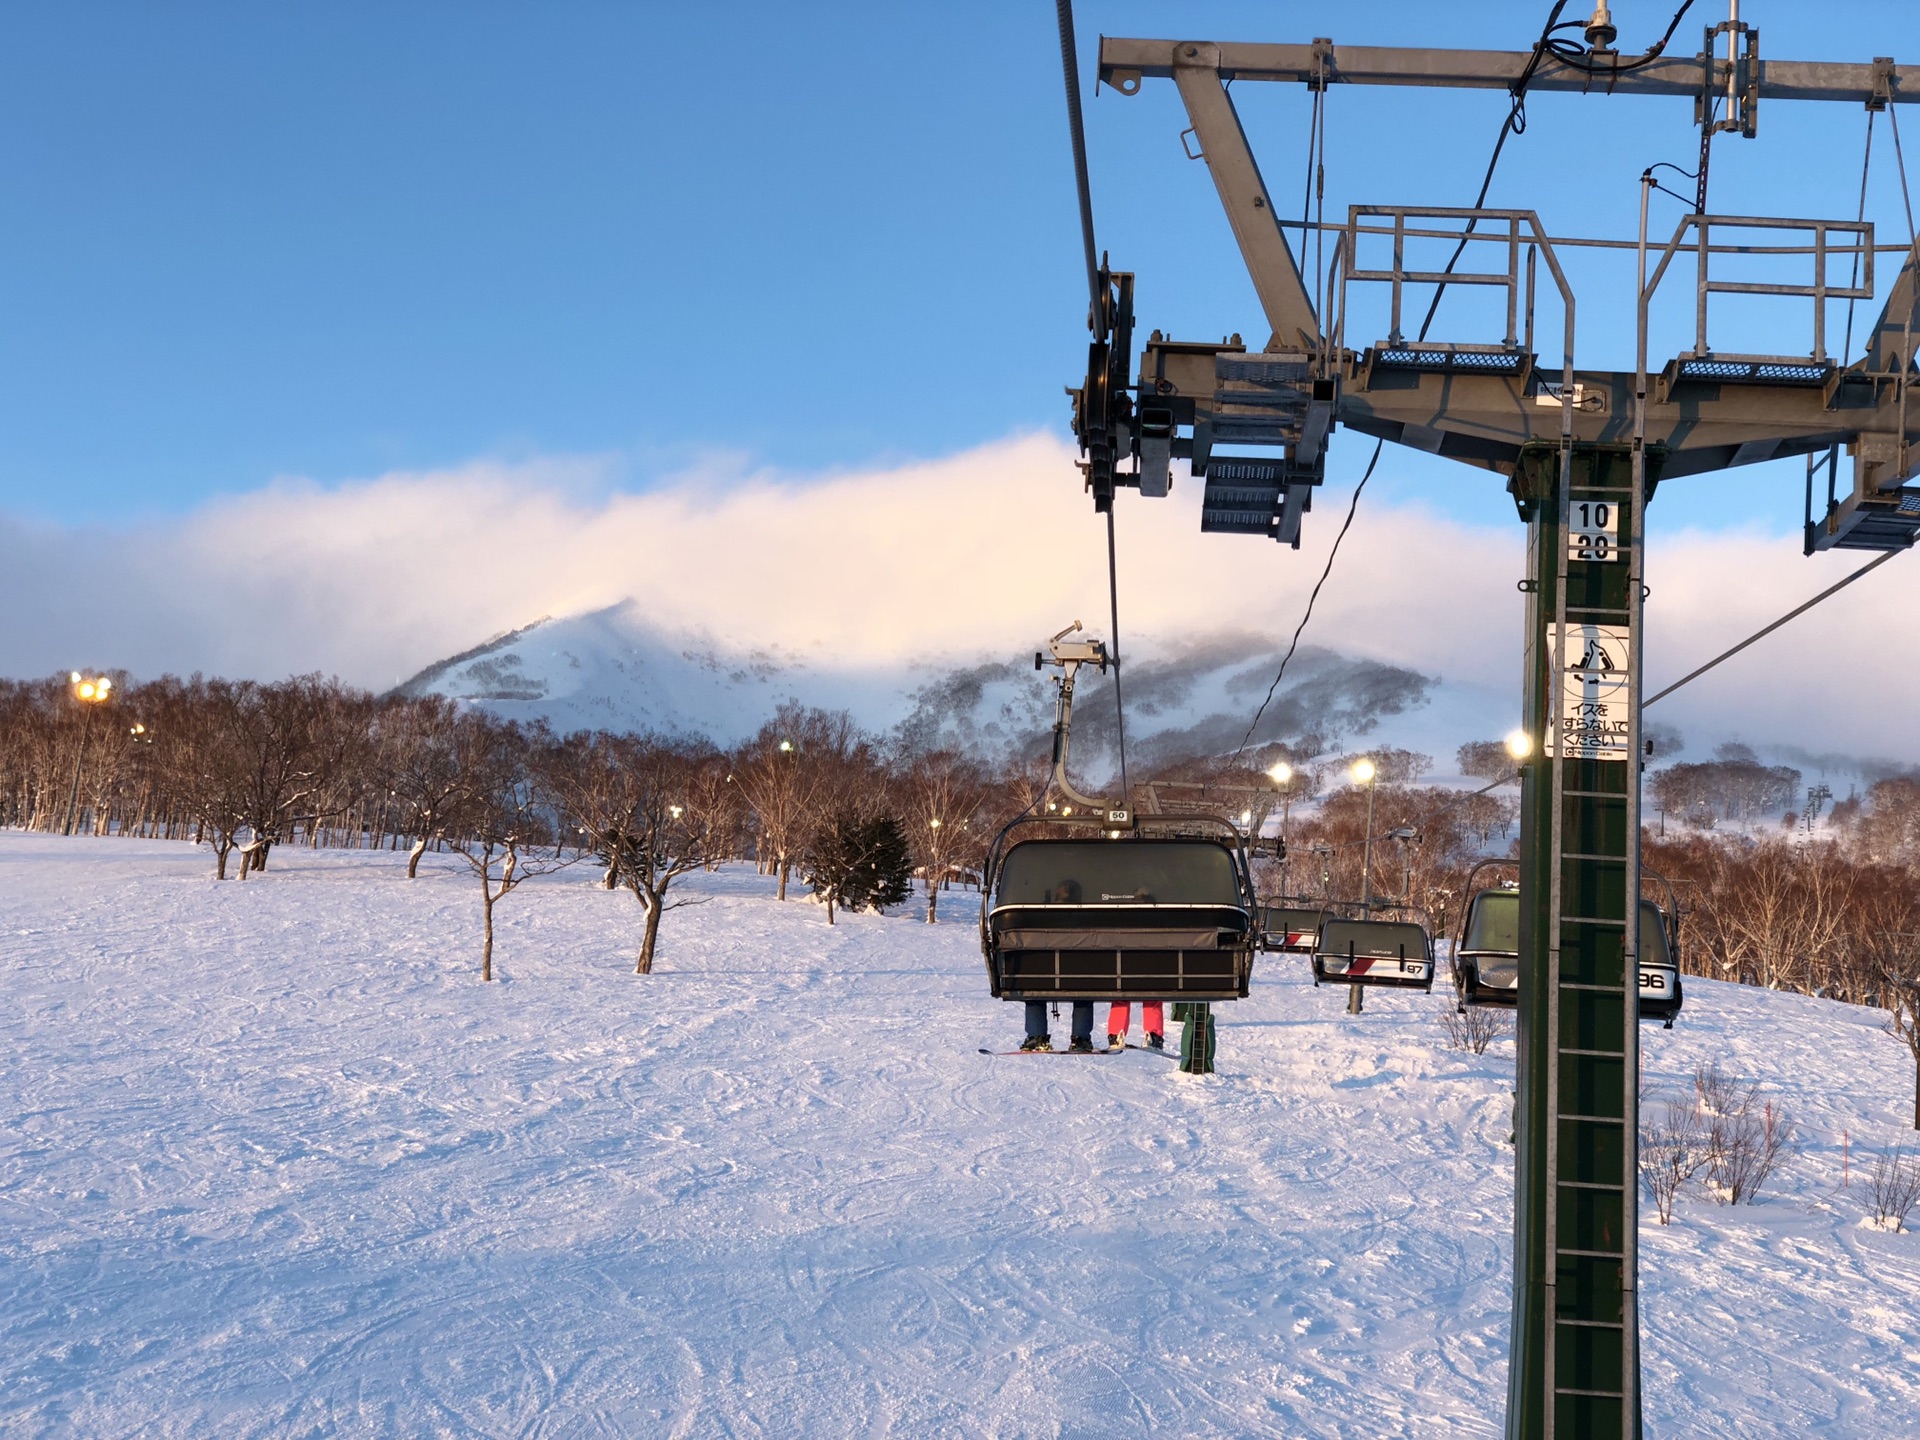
[1020,879,1096,1052]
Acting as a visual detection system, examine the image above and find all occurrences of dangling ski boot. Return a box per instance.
[1068,1035,1094,1053]
[1019,1035,1053,1052]
[1145,1031,1165,1051]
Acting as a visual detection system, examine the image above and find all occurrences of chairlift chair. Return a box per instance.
[1257,902,1330,955]
[1454,860,1522,1009]
[1450,862,1685,1026]
[1312,916,1435,992]
[1639,871,1685,1027]
[981,815,1258,1002]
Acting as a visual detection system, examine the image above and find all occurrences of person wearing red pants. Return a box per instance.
[1106,1001,1164,1051]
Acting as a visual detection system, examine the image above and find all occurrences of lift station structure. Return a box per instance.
[1058,5,1917,1436]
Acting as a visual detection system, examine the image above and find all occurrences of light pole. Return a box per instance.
[1352,757,1378,905]
[62,673,113,837]
[1268,760,1295,899]
[1387,826,1419,910]
[1310,842,1334,901]
[1349,756,1377,1014]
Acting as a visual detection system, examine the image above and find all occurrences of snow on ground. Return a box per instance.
[2,832,1917,1438]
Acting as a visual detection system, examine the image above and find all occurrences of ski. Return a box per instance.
[976,1044,1171,1057]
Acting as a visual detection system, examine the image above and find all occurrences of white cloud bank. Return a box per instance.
[3,433,1915,762]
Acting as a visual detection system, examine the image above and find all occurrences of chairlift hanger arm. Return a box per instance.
[1100,38,1917,107]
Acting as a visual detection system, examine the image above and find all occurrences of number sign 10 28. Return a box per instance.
[1570,499,1620,563]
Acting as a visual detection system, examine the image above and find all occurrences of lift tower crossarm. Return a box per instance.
[1169,42,1321,351]
[1101,39,1918,107]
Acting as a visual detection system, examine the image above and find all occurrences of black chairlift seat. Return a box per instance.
[1638,900,1684,1026]
[982,832,1256,1002]
[1455,886,1521,1007]
[1452,889,1684,1025]
[1313,917,1435,992]
[1259,904,1329,955]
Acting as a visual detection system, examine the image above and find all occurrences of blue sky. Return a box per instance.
[7,2,1920,762]
[4,1,1917,532]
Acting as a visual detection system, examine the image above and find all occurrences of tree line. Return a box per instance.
[1291,753,1920,1128]
[0,672,1130,979]
[8,670,1920,1107]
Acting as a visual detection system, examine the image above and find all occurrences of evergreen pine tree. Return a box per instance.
[807,810,914,921]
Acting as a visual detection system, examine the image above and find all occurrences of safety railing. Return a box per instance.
[1641,213,1874,368]
[1327,205,1576,393]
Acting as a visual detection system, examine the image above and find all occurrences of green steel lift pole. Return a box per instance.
[1510,440,1648,1436]
[1075,23,1920,1439]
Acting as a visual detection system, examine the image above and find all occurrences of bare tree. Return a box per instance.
[1456,740,1513,783]
[732,704,869,899]
[1639,1093,1709,1225]
[151,678,258,879]
[216,676,360,877]
[899,749,990,922]
[376,694,467,879]
[1867,1146,1920,1232]
[1440,1000,1510,1055]
[543,732,740,973]
[1885,963,1920,1132]
[443,715,569,981]
[1694,1061,1795,1205]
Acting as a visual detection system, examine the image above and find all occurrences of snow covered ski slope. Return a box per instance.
[3,832,1918,1437]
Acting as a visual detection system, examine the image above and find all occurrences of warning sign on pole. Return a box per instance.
[1551,623,1632,758]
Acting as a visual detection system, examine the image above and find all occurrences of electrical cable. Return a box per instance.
[1539,0,1697,76]
[1644,547,1907,709]
[1641,160,1700,210]
[1412,1,1571,341]
[1223,439,1383,770]
[1222,0,1580,780]
[1415,0,1698,337]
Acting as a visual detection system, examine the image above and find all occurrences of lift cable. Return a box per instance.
[1055,0,1132,804]
[1643,547,1908,709]
[1054,0,1100,328]
[1654,99,1920,703]
[1106,507,1130,805]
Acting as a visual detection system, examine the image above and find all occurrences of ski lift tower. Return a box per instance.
[1064,7,1918,1436]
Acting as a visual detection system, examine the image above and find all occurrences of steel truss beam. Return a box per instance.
[1098,38,1916,106]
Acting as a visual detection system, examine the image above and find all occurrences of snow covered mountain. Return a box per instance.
[5,831,1917,1435]
[392,600,1514,771]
